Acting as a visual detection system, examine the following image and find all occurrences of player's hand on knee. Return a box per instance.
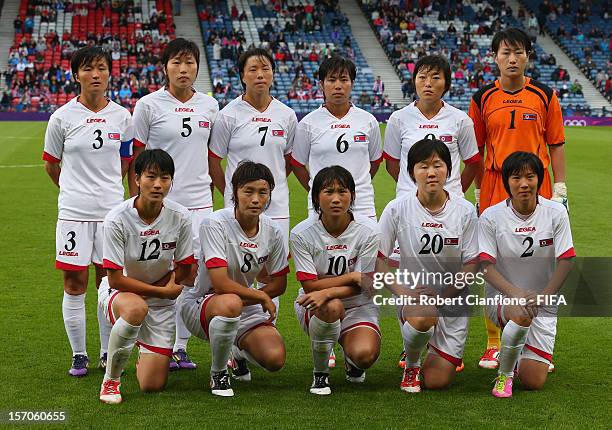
[298,290,329,311]
[261,297,277,322]
[552,182,569,213]
[160,272,184,300]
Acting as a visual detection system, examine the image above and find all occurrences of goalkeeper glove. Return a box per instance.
[474,188,480,216]
[551,182,568,212]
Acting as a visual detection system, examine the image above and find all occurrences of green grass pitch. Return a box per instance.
[0,123,610,429]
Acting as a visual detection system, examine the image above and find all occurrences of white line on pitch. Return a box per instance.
[0,164,44,168]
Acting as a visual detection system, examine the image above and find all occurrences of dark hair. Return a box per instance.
[134,149,175,178]
[231,161,275,210]
[407,138,452,182]
[501,151,544,197]
[162,38,200,74]
[318,56,357,82]
[492,27,532,54]
[70,46,112,79]
[237,47,275,91]
[413,54,451,96]
[311,166,356,214]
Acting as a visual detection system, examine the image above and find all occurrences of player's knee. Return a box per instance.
[261,346,285,372]
[407,315,437,332]
[63,274,87,295]
[519,369,547,391]
[220,294,242,317]
[510,314,532,328]
[346,345,379,369]
[122,300,148,325]
[317,299,344,322]
[139,378,166,393]
[423,372,453,390]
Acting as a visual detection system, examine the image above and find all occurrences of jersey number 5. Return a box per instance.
[181,117,192,137]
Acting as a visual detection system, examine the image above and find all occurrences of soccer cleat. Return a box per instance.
[170,349,197,370]
[400,367,421,393]
[398,350,407,369]
[310,372,331,395]
[229,357,251,382]
[345,360,366,383]
[68,354,89,377]
[210,370,234,397]
[478,347,500,369]
[99,379,122,404]
[98,353,107,370]
[456,361,465,373]
[548,362,555,373]
[492,374,513,398]
[328,349,336,368]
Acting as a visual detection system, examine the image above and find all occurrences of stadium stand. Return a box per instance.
[519,0,611,103]
[197,0,395,114]
[359,0,603,116]
[2,0,175,112]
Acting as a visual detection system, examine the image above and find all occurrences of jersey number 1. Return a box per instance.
[508,110,516,130]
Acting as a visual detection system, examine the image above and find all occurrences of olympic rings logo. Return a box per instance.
[563,119,587,126]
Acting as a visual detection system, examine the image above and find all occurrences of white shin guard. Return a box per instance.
[104,317,140,380]
[308,316,341,374]
[209,316,240,373]
[62,292,87,356]
[401,322,434,368]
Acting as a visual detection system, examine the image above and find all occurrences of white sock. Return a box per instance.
[173,287,192,352]
[308,316,341,374]
[401,322,433,368]
[104,317,140,380]
[498,320,529,377]
[97,302,111,357]
[209,316,240,373]
[62,292,87,356]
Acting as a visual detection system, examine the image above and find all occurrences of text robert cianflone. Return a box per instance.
[372,294,568,307]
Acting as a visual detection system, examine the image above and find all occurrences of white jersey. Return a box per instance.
[479,197,575,297]
[379,193,479,291]
[291,105,383,217]
[290,214,380,308]
[191,207,289,298]
[209,96,297,218]
[102,197,195,306]
[133,87,219,209]
[43,97,133,221]
[384,101,479,198]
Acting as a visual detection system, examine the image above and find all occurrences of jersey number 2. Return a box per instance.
[520,237,534,258]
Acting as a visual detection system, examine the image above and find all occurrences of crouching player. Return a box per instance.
[378,138,479,393]
[181,161,289,396]
[292,166,381,395]
[98,149,195,404]
[479,152,575,398]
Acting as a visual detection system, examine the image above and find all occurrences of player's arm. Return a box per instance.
[44,161,61,187]
[128,145,145,197]
[382,115,401,182]
[43,115,63,188]
[106,269,183,300]
[208,266,273,304]
[208,153,225,194]
[549,144,566,183]
[290,159,310,191]
[468,98,486,203]
[369,119,384,179]
[385,157,400,182]
[284,154,293,177]
[541,258,573,296]
[461,159,481,192]
[440,262,479,299]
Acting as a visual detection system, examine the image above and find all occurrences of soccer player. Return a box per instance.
[290,55,383,219]
[378,138,479,393]
[469,28,567,368]
[98,149,195,404]
[291,166,380,395]
[479,152,574,398]
[182,161,289,392]
[130,38,219,370]
[383,54,480,371]
[208,47,297,245]
[43,46,133,376]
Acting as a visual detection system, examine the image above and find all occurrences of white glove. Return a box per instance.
[474,188,480,216]
[551,182,568,212]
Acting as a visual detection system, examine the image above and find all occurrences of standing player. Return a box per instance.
[208,47,297,246]
[290,56,383,219]
[43,46,133,376]
[383,54,480,371]
[378,138,479,393]
[182,161,289,390]
[469,28,567,369]
[479,152,574,398]
[130,38,219,370]
[292,166,380,395]
[98,149,195,404]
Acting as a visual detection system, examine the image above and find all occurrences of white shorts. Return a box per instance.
[397,305,467,367]
[487,302,557,365]
[181,294,280,346]
[98,278,175,356]
[271,217,290,253]
[387,240,401,268]
[189,206,213,260]
[55,219,103,270]
[295,297,381,338]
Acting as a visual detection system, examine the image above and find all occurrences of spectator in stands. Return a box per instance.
[358,89,371,106]
[584,56,597,74]
[13,16,22,34]
[570,79,583,96]
[596,69,606,90]
[373,75,384,96]
[1,92,9,110]
[401,79,413,100]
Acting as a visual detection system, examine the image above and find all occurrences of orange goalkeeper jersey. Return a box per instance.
[468,77,565,172]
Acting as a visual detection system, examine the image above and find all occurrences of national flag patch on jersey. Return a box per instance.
[162,241,177,250]
[199,121,210,128]
[439,135,453,143]
[539,238,554,247]
[523,113,537,121]
[444,238,459,246]
[272,129,284,137]
[108,133,120,140]
[354,134,367,142]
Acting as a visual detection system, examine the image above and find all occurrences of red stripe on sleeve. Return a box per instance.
[464,153,481,165]
[133,138,146,148]
[382,151,399,162]
[271,266,290,277]
[205,257,227,268]
[208,149,222,159]
[177,255,196,265]
[296,271,317,281]
[558,247,576,260]
[479,252,496,264]
[42,151,61,163]
[288,154,305,168]
[103,259,123,270]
